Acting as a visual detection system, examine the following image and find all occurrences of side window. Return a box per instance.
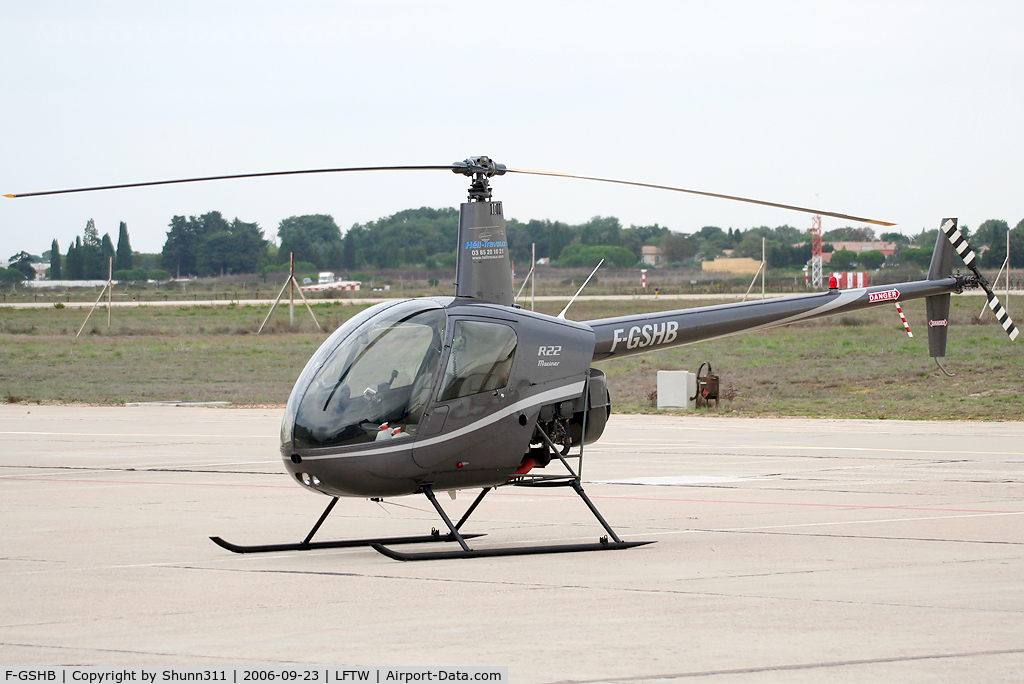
[437,320,517,402]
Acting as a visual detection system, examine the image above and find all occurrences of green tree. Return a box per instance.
[898,247,932,268]
[81,219,102,279]
[735,227,772,260]
[823,226,877,242]
[859,250,886,270]
[829,249,858,270]
[691,226,731,258]
[880,232,909,245]
[7,251,36,280]
[66,238,83,279]
[342,231,358,270]
[115,222,133,271]
[1012,219,1024,268]
[505,217,574,264]
[579,216,622,246]
[558,244,637,268]
[345,208,459,269]
[99,232,116,277]
[162,211,234,276]
[277,215,344,269]
[620,223,669,258]
[661,231,696,263]
[162,215,201,276]
[162,211,268,277]
[0,267,27,284]
[198,218,268,275]
[974,219,1012,268]
[910,228,941,248]
[50,239,62,279]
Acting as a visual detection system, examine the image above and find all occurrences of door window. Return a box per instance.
[437,320,517,402]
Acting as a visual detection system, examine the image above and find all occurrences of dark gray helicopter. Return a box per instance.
[8,157,1017,560]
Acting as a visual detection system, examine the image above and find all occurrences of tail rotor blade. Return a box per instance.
[939,217,1018,342]
[983,288,1019,341]
[939,218,978,268]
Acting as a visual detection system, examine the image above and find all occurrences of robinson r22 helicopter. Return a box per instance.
[8,156,1017,560]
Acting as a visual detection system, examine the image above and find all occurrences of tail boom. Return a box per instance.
[586,277,963,362]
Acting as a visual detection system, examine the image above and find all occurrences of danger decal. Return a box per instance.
[868,288,901,303]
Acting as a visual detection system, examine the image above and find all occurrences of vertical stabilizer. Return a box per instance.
[925,218,956,358]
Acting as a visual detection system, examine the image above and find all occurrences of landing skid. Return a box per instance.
[212,426,653,561]
[373,537,649,561]
[210,496,482,554]
[210,531,484,554]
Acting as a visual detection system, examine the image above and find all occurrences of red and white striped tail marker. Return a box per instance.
[895,302,913,337]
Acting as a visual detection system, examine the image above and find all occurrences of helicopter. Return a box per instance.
[7,156,1017,560]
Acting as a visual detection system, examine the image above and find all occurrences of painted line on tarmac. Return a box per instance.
[499,488,1024,515]
[597,442,1024,457]
[0,430,277,439]
[0,475,294,489]
[656,510,1024,534]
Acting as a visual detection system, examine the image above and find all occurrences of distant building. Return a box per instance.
[827,241,897,257]
[701,257,762,274]
[641,245,664,266]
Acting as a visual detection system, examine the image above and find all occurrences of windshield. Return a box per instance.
[287,300,447,449]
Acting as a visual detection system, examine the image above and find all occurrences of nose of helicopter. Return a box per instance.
[281,443,426,499]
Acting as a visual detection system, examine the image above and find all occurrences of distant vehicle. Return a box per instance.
[302,277,312,285]
[318,272,335,284]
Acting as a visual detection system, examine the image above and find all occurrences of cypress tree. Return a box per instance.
[68,237,84,279]
[115,221,133,271]
[50,239,62,279]
[100,233,115,276]
[82,219,100,279]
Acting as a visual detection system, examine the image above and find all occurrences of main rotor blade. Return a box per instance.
[506,168,896,227]
[4,165,457,198]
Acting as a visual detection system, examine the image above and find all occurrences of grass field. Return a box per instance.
[1,296,1021,420]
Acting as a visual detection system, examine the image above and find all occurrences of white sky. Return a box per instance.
[2,1,1022,256]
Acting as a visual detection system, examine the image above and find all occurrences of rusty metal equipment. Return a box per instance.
[692,361,720,408]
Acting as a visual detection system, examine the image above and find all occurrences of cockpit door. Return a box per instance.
[411,318,522,470]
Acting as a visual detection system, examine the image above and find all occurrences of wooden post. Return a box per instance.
[289,252,295,326]
[257,253,322,335]
[107,257,112,327]
[531,243,535,311]
[77,278,110,338]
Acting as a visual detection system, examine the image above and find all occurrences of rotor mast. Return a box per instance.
[451,157,514,306]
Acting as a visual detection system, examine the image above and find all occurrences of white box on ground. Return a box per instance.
[657,371,696,410]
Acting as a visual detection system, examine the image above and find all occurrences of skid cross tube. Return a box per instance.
[302,496,338,544]
[422,485,471,551]
[454,487,492,530]
[371,440,652,560]
[210,495,482,554]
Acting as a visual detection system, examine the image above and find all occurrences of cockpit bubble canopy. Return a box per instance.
[285,299,447,450]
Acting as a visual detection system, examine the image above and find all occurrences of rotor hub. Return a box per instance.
[452,156,507,202]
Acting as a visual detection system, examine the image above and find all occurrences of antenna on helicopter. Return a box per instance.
[558,259,604,319]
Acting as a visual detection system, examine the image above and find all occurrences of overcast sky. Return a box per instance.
[2,1,1022,256]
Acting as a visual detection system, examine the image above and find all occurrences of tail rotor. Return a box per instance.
[939,218,1019,341]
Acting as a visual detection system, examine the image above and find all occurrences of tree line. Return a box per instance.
[26,210,1024,284]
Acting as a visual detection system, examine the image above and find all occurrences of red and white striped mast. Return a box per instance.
[810,214,823,289]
